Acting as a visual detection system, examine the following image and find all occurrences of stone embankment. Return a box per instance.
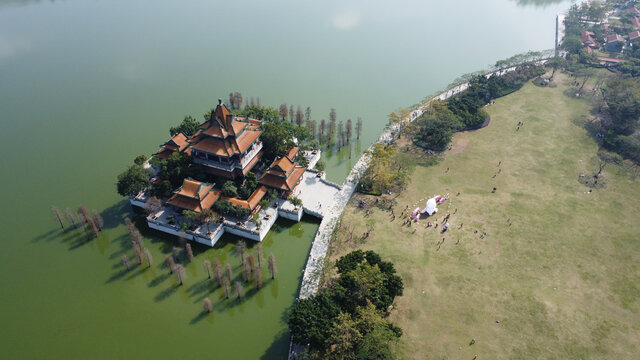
[289,58,551,358]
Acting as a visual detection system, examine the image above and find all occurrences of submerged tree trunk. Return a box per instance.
[51,206,64,229]
[268,253,278,279]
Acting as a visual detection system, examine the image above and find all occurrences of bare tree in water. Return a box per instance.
[143,248,153,268]
[242,257,251,283]
[91,210,104,231]
[65,208,78,228]
[279,104,288,121]
[268,253,278,279]
[256,243,264,268]
[254,266,263,289]
[203,298,213,313]
[88,217,100,238]
[121,254,131,271]
[319,119,326,143]
[174,264,186,286]
[51,206,64,229]
[337,121,344,149]
[234,281,243,299]
[310,120,317,139]
[223,278,231,299]
[133,244,144,265]
[236,240,246,263]
[185,243,194,261]
[203,260,212,279]
[164,255,175,274]
[234,92,243,110]
[305,106,311,123]
[296,106,304,126]
[356,117,363,140]
[346,118,353,143]
[77,206,88,234]
[289,105,294,123]
[225,263,233,283]
[213,259,223,285]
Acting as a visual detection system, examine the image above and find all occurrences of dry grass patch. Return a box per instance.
[327,73,640,360]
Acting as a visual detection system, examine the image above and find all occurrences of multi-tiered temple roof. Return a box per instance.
[166,179,221,213]
[187,100,263,178]
[258,147,306,194]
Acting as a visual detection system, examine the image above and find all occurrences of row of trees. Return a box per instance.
[50,205,104,239]
[288,250,403,359]
[199,241,278,302]
[413,63,545,151]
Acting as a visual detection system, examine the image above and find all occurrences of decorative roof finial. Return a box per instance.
[218,98,222,105]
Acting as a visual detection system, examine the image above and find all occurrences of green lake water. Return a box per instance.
[0,0,569,358]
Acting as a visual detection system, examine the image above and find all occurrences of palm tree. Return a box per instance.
[236,240,246,263]
[203,298,213,313]
[203,260,212,279]
[234,281,243,299]
[121,254,131,271]
[51,206,64,229]
[268,253,278,279]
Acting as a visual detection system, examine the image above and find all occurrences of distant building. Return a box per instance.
[626,7,640,16]
[581,30,597,48]
[605,34,625,51]
[258,147,307,197]
[632,16,640,29]
[188,99,264,179]
[629,30,640,41]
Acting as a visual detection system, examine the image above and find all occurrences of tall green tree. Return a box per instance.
[170,115,200,137]
[116,164,150,197]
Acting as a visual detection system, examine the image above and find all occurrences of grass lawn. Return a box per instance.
[327,73,640,359]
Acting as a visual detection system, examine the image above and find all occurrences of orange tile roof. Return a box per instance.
[285,147,299,161]
[155,133,189,158]
[187,102,262,158]
[166,179,221,213]
[259,165,306,191]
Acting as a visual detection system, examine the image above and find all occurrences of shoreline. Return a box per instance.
[288,57,554,359]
